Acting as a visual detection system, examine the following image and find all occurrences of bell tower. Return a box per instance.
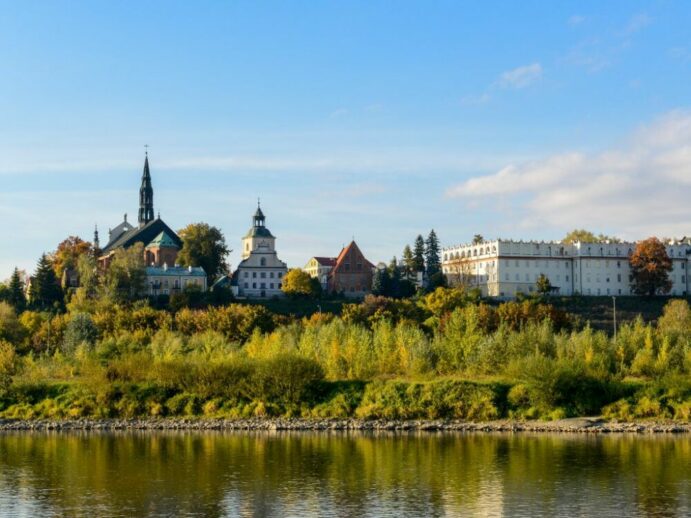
[138,150,154,226]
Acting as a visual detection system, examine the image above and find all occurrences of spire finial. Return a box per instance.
[257,197,261,208]
[144,144,149,156]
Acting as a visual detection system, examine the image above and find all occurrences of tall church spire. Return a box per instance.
[138,151,154,226]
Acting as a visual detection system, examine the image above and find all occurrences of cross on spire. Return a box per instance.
[144,144,149,156]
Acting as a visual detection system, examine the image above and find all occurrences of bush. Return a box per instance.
[63,313,99,353]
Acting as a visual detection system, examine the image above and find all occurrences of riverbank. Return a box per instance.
[0,417,689,433]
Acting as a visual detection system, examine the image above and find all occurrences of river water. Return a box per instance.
[0,431,688,517]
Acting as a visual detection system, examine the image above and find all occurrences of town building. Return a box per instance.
[146,264,207,296]
[303,257,337,290]
[327,241,375,297]
[442,239,691,298]
[231,203,288,298]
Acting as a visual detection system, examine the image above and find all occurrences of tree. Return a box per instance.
[62,312,99,353]
[536,274,552,295]
[30,254,63,310]
[7,268,26,312]
[413,235,426,272]
[562,229,621,244]
[388,257,402,297]
[177,223,230,283]
[104,243,147,303]
[425,230,441,277]
[472,234,484,244]
[282,269,320,298]
[51,236,93,279]
[401,245,415,279]
[371,268,391,296]
[629,237,673,296]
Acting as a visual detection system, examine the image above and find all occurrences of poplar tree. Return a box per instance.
[413,235,426,272]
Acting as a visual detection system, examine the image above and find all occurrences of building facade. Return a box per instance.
[442,239,691,298]
[303,257,336,290]
[327,241,375,298]
[146,265,207,296]
[232,204,288,298]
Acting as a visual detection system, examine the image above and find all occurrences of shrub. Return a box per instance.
[63,313,99,353]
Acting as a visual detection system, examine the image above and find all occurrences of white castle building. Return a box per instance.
[442,239,691,298]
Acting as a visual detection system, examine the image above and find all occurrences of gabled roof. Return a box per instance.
[332,241,375,272]
[101,218,182,255]
[146,231,179,249]
[107,219,135,247]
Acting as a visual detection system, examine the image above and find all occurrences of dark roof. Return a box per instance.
[254,206,265,220]
[107,220,135,247]
[244,226,275,239]
[101,218,182,255]
[313,257,337,266]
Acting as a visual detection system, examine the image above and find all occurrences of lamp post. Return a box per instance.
[612,296,617,343]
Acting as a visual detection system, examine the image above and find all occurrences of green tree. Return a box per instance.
[62,312,99,353]
[413,235,426,272]
[388,257,402,298]
[536,274,552,295]
[177,223,230,283]
[7,268,26,312]
[371,268,391,296]
[0,302,26,345]
[30,254,63,310]
[104,243,147,303]
[281,269,320,298]
[629,237,673,296]
[401,245,415,279]
[472,234,484,244]
[425,230,441,276]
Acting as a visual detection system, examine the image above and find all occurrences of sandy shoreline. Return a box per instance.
[0,417,689,433]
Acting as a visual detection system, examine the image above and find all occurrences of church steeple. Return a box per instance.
[138,151,154,226]
[253,198,266,228]
[93,224,100,250]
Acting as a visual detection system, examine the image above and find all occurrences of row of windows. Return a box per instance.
[504,259,570,268]
[505,273,570,283]
[243,282,282,290]
[243,271,284,279]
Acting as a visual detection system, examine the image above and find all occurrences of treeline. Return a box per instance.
[0,288,689,421]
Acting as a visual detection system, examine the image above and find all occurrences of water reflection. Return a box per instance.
[0,432,688,517]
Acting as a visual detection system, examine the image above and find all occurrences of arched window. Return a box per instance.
[260,257,266,266]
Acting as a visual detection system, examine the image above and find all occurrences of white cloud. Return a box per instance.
[568,15,585,26]
[496,63,543,89]
[623,13,651,35]
[446,110,691,240]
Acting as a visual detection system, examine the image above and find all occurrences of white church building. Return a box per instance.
[442,239,691,298]
[231,204,288,298]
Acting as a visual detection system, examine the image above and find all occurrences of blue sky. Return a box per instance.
[2,1,691,278]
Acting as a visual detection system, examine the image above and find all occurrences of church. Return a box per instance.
[231,203,288,298]
[97,152,183,268]
[96,153,207,293]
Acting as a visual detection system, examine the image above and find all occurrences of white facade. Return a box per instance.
[303,257,336,289]
[234,205,288,298]
[442,239,691,298]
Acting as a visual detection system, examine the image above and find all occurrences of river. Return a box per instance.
[0,432,688,517]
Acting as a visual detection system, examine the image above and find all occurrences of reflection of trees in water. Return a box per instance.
[0,432,688,517]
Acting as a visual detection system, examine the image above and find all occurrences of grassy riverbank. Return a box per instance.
[1,289,690,422]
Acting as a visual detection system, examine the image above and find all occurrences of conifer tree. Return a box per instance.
[425,229,441,276]
[402,245,415,279]
[388,257,402,298]
[413,235,426,272]
[30,254,63,310]
[371,268,391,296]
[7,268,25,313]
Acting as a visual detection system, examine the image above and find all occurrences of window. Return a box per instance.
[260,257,266,266]
[505,273,510,281]
[270,272,274,278]
[566,275,569,282]
[270,283,274,289]
[252,283,257,289]
[244,283,248,289]
[252,272,257,278]
[617,274,622,282]
[278,272,283,278]
[278,283,282,289]
[244,272,249,278]
[525,273,529,281]
[261,272,266,279]
[515,274,519,281]
[260,283,266,289]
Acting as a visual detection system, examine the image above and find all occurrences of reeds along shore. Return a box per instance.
[0,290,690,422]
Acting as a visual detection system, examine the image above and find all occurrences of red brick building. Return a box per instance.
[327,241,375,297]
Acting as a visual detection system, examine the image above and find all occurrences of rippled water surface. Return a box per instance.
[0,431,689,517]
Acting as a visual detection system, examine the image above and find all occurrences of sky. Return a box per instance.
[2,0,691,279]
